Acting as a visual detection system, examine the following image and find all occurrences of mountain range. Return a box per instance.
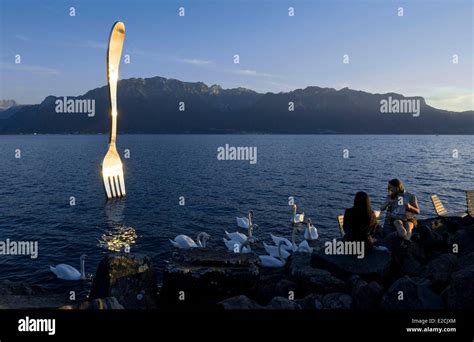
[1,76,473,134]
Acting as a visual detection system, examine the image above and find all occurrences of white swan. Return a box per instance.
[293,239,313,253]
[49,254,87,281]
[259,241,286,268]
[225,220,256,244]
[223,236,255,253]
[291,204,305,224]
[263,242,291,260]
[270,233,293,251]
[224,231,248,244]
[304,218,319,240]
[291,226,313,253]
[169,232,210,249]
[236,210,258,229]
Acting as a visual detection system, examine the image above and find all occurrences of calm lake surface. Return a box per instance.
[0,135,473,298]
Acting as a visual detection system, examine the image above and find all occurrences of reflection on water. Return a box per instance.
[99,225,137,252]
[105,200,125,225]
[101,200,136,252]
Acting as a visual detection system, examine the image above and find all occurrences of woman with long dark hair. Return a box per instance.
[343,191,378,250]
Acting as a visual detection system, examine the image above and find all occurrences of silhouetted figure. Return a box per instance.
[343,192,378,251]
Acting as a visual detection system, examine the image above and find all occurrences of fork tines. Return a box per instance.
[103,172,126,199]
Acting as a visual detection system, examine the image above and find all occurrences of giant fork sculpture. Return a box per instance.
[102,21,126,199]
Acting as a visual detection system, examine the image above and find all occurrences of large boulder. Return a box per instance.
[451,229,474,256]
[217,295,263,310]
[310,247,391,281]
[274,279,298,298]
[442,265,474,310]
[422,254,458,291]
[218,295,303,310]
[265,296,302,310]
[397,252,424,277]
[253,271,286,303]
[352,279,384,311]
[458,251,474,269]
[288,253,345,294]
[322,293,353,310]
[89,254,158,309]
[412,224,449,257]
[294,294,324,310]
[161,249,259,306]
[0,280,67,309]
[381,276,443,310]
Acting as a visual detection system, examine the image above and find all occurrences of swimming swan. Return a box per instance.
[304,218,319,240]
[223,236,255,253]
[291,204,305,224]
[49,254,87,281]
[292,226,313,253]
[169,232,210,249]
[259,241,287,268]
[225,221,256,244]
[236,210,258,229]
[270,233,293,251]
[263,242,291,259]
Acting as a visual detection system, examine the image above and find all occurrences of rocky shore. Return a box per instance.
[1,215,473,310]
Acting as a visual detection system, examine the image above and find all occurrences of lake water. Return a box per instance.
[0,135,473,298]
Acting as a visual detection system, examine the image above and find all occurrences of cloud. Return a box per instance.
[80,40,107,49]
[0,63,59,76]
[224,68,281,78]
[11,35,106,50]
[178,58,213,66]
[425,89,474,112]
[233,69,257,76]
[14,35,31,42]
[175,56,281,79]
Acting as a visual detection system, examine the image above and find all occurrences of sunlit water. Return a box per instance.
[0,135,472,299]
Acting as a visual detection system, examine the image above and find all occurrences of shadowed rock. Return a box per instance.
[274,279,298,298]
[422,254,458,291]
[322,293,353,310]
[89,254,158,309]
[294,294,324,310]
[442,265,474,310]
[381,276,443,310]
[161,249,259,306]
[310,248,391,281]
[288,253,345,294]
[458,251,474,269]
[0,280,67,309]
[266,296,302,310]
[452,229,474,256]
[351,279,384,311]
[217,295,263,310]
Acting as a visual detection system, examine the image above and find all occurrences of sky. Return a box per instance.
[0,0,472,111]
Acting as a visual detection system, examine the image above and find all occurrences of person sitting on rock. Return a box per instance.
[343,191,379,251]
[380,179,420,244]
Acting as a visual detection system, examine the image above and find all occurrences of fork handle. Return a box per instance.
[107,22,126,145]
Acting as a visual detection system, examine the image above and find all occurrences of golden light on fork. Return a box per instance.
[101,21,126,199]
